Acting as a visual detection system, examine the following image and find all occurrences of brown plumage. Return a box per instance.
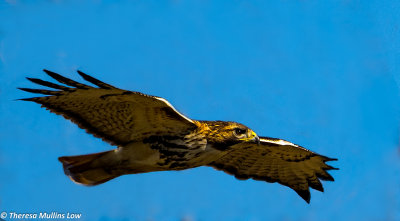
[19,69,338,203]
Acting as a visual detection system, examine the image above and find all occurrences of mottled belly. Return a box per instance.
[116,139,221,172]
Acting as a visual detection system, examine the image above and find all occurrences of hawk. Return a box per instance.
[19,69,337,203]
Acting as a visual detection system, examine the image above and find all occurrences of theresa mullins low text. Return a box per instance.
[7,212,82,219]
[39,212,81,219]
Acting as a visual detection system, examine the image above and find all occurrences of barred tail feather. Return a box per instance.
[58,150,121,186]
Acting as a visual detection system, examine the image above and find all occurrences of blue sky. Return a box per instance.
[0,0,399,220]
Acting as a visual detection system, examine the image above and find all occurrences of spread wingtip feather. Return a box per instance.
[18,87,61,95]
[43,69,90,89]
[295,189,311,204]
[26,77,71,90]
[77,70,116,89]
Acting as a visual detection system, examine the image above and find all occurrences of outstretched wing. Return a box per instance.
[19,69,197,146]
[208,137,337,203]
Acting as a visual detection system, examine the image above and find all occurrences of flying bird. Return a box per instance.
[19,69,337,203]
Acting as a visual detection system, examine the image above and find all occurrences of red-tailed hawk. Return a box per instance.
[19,70,337,203]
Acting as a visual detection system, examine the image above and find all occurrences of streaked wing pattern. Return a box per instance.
[209,137,338,203]
[19,69,197,146]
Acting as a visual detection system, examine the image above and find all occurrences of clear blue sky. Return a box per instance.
[1,1,399,220]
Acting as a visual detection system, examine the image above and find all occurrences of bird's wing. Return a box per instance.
[19,70,197,146]
[208,137,338,203]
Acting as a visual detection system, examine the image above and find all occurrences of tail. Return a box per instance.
[58,150,122,186]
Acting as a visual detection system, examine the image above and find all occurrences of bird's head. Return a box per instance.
[203,121,260,149]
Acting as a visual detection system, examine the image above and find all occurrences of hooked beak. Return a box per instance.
[253,136,260,145]
[250,131,260,145]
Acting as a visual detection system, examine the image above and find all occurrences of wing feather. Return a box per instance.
[43,69,91,89]
[19,70,197,146]
[77,70,117,89]
[26,77,72,90]
[209,137,337,203]
[18,88,62,95]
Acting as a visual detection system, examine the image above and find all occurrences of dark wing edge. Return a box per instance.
[209,136,338,203]
[19,69,115,95]
[261,137,338,203]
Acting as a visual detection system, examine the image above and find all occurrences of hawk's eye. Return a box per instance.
[234,128,247,136]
